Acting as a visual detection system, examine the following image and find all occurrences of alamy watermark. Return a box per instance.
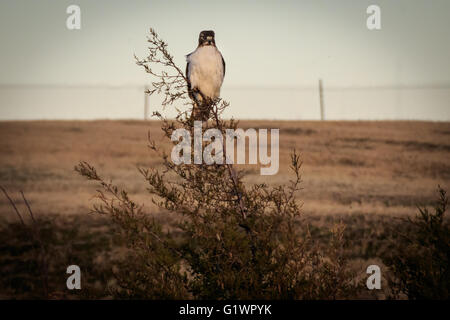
[171,121,279,175]
[366,264,381,290]
[66,5,81,30]
[66,265,81,290]
[366,5,381,30]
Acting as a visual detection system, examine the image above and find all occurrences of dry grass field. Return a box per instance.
[0,119,449,299]
[0,120,448,219]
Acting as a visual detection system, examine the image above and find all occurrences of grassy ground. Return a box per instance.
[0,120,449,299]
[0,120,448,218]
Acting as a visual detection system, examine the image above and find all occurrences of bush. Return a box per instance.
[75,29,357,299]
[385,186,449,299]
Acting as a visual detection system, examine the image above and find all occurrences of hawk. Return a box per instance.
[186,30,225,120]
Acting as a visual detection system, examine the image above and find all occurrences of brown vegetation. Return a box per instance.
[0,119,449,299]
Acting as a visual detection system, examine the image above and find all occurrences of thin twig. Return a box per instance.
[20,190,49,298]
[1,186,25,225]
[21,190,36,223]
[0,186,49,299]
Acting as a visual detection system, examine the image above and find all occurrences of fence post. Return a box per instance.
[319,79,325,121]
[144,85,149,120]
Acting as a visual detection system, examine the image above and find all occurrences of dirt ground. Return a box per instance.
[0,120,449,220]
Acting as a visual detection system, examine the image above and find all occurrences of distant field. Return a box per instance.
[0,120,449,220]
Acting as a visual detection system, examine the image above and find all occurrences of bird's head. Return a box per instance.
[198,30,216,47]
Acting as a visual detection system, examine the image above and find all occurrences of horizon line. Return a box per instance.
[1,84,450,90]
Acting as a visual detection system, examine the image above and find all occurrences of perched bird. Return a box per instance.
[186,30,225,120]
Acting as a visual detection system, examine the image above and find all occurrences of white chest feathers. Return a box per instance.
[187,46,224,100]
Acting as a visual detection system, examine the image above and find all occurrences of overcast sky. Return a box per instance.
[1,0,449,88]
[0,0,449,121]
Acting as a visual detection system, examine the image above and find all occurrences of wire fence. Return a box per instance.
[0,84,449,121]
